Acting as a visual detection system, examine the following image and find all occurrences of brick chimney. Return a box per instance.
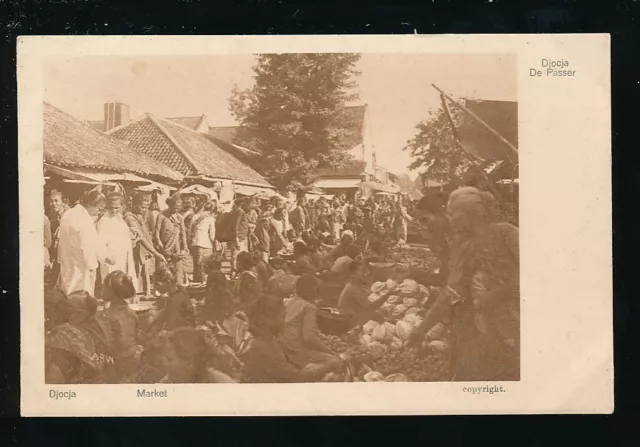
[104,102,130,131]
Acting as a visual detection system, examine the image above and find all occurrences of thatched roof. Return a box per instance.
[43,102,183,182]
[108,115,273,187]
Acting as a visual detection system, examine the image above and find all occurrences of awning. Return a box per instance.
[457,99,518,163]
[314,178,361,189]
[358,181,400,194]
[235,184,280,198]
[305,193,334,201]
[178,184,217,199]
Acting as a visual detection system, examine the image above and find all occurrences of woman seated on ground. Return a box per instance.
[292,241,318,276]
[203,270,250,353]
[280,274,343,372]
[45,290,117,384]
[338,261,386,327]
[330,243,361,276]
[234,251,262,312]
[242,294,344,383]
[266,258,298,298]
[323,232,354,269]
[141,327,237,383]
[251,251,273,290]
[101,270,141,383]
[150,263,195,333]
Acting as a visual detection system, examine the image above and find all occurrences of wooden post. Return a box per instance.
[433,84,519,163]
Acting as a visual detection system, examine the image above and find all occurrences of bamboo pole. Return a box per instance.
[432,84,519,162]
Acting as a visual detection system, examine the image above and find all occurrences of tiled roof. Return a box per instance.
[208,126,243,144]
[108,116,195,174]
[86,120,106,132]
[43,102,183,182]
[108,115,272,187]
[167,115,206,131]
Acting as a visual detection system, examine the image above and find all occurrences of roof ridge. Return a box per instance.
[104,114,148,135]
[146,114,201,174]
[157,116,207,134]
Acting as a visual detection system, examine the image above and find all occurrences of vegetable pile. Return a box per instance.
[372,347,451,382]
[387,244,439,272]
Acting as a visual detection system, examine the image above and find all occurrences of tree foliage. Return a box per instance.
[229,53,362,190]
[404,105,474,185]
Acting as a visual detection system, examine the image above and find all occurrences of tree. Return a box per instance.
[403,104,474,185]
[229,53,362,191]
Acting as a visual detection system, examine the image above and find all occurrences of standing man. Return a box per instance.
[253,207,272,263]
[44,213,52,271]
[231,198,250,273]
[393,198,414,242]
[124,192,166,296]
[246,198,258,252]
[154,193,189,286]
[190,199,217,285]
[96,192,138,293]
[289,197,308,238]
[48,189,70,283]
[57,190,113,296]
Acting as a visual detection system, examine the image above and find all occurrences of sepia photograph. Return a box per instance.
[19,35,611,416]
[41,52,518,385]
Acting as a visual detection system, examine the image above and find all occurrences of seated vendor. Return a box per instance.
[150,264,196,333]
[146,327,237,383]
[234,251,262,312]
[338,261,386,327]
[266,259,298,298]
[292,241,318,275]
[330,243,361,276]
[280,274,342,372]
[242,294,343,383]
[326,232,355,266]
[101,270,140,383]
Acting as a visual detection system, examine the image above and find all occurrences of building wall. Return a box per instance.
[347,106,375,174]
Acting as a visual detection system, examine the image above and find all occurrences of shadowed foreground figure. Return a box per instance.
[409,187,520,381]
[242,294,345,383]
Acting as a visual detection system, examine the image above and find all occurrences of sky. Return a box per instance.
[44,53,516,178]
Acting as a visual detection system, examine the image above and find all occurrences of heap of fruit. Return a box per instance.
[372,347,451,382]
[387,244,438,272]
[319,333,355,355]
[367,278,430,325]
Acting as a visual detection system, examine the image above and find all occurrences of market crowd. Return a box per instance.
[44,184,519,384]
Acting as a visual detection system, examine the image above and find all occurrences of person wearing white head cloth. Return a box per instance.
[409,187,520,381]
[97,192,138,294]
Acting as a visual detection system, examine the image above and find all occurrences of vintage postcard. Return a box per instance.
[18,34,612,416]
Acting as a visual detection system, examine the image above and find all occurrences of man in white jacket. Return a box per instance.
[57,191,113,296]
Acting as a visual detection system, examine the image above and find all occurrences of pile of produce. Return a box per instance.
[319,322,452,382]
[372,347,451,382]
[387,244,438,272]
[367,278,430,323]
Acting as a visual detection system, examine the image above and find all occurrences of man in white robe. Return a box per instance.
[57,191,113,296]
[96,192,138,293]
